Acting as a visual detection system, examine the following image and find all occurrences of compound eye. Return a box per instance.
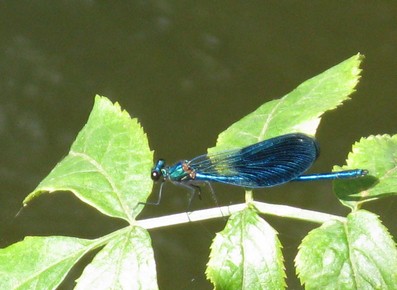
[151,159,166,181]
[151,170,161,181]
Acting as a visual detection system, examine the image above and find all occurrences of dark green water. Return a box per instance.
[1,2,396,289]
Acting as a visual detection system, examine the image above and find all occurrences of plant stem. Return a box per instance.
[135,201,346,230]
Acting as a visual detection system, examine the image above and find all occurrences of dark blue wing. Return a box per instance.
[188,133,319,188]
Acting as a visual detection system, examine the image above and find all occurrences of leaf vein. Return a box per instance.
[70,151,132,221]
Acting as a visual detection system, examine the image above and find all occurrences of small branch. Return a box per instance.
[253,202,346,223]
[135,202,346,230]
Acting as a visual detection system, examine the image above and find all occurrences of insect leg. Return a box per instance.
[203,181,226,219]
[138,181,166,207]
[171,182,202,212]
[204,181,219,207]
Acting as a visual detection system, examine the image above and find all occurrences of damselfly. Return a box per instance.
[150,133,367,205]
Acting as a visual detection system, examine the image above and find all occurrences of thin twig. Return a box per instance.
[135,201,346,230]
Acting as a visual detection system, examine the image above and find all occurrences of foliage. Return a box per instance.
[334,134,397,209]
[22,97,153,222]
[1,54,396,289]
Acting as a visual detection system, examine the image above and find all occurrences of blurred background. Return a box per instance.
[1,2,396,289]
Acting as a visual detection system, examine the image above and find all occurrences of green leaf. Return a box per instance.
[333,134,397,209]
[295,210,397,290]
[23,96,153,222]
[0,236,93,289]
[0,226,156,289]
[209,54,363,154]
[206,207,285,289]
[75,227,158,290]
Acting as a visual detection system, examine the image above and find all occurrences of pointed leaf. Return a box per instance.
[296,210,397,289]
[75,226,158,290]
[209,54,363,154]
[23,96,153,222]
[334,134,397,208]
[206,207,285,289]
[0,236,93,289]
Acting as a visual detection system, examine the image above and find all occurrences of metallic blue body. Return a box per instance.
[151,133,367,189]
